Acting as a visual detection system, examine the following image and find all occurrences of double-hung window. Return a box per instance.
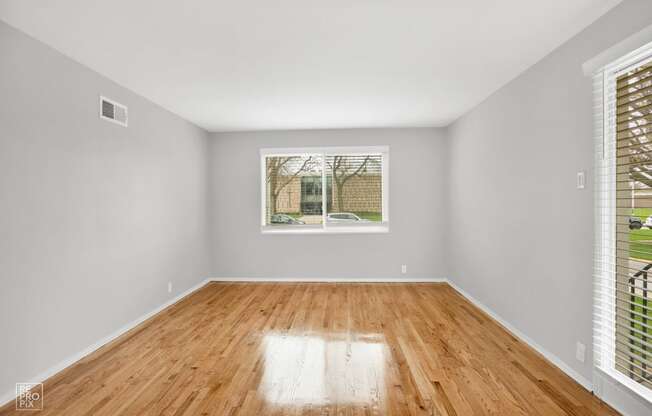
[594,40,652,401]
[260,146,389,234]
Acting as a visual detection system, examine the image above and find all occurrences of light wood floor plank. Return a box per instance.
[0,283,619,415]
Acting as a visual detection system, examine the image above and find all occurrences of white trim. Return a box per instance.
[260,146,390,157]
[381,150,390,222]
[261,223,389,234]
[601,44,652,79]
[208,276,446,283]
[260,154,267,226]
[446,280,594,392]
[0,278,211,408]
[99,95,128,127]
[321,152,327,226]
[583,24,652,75]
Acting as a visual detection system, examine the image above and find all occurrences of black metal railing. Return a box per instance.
[629,263,651,381]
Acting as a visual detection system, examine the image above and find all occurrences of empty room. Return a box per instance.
[2,1,652,415]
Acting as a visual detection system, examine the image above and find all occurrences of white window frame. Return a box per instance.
[593,40,652,403]
[260,146,389,234]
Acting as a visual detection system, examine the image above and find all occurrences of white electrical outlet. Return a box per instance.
[576,342,586,363]
[401,265,407,274]
[577,171,585,189]
[168,282,172,293]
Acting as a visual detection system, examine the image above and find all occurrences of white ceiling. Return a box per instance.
[0,0,621,132]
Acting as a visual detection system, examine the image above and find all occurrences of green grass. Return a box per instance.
[628,209,652,261]
[625,210,652,373]
[353,212,382,222]
[628,296,652,376]
[632,208,652,218]
[630,242,652,262]
[619,209,652,379]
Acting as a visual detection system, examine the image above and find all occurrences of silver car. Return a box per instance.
[326,213,369,223]
[270,214,305,225]
[644,215,652,229]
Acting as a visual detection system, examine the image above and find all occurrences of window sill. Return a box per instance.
[261,223,389,235]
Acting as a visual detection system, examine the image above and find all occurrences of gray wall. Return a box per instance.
[446,1,652,413]
[0,21,210,399]
[209,128,448,280]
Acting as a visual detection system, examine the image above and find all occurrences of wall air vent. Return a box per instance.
[99,96,128,127]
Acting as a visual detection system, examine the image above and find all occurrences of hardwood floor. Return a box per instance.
[0,283,618,415]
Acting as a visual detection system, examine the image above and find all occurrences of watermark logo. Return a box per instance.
[16,383,43,411]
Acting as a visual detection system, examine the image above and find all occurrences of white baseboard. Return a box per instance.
[446,280,594,392]
[0,278,211,408]
[208,276,448,283]
[1,276,598,410]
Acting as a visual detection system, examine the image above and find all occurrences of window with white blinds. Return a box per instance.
[594,43,652,401]
[260,146,389,234]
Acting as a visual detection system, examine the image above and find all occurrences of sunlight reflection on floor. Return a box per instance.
[261,332,386,407]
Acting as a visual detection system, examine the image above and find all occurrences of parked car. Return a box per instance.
[270,214,305,225]
[630,216,643,230]
[644,215,652,229]
[326,212,369,223]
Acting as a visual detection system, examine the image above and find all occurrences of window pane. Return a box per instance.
[265,155,323,226]
[325,155,383,223]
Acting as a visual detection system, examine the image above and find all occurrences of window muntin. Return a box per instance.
[261,147,389,233]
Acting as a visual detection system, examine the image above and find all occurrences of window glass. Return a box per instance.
[325,155,383,223]
[265,155,322,226]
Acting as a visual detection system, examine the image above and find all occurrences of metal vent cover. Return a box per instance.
[99,96,128,127]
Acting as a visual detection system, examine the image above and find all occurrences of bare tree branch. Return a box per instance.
[329,155,376,211]
[340,156,370,185]
[273,156,315,197]
[266,157,293,183]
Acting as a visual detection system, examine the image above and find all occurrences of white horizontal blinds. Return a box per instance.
[325,155,383,223]
[595,68,617,380]
[593,66,615,371]
[609,60,652,390]
[265,155,323,226]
